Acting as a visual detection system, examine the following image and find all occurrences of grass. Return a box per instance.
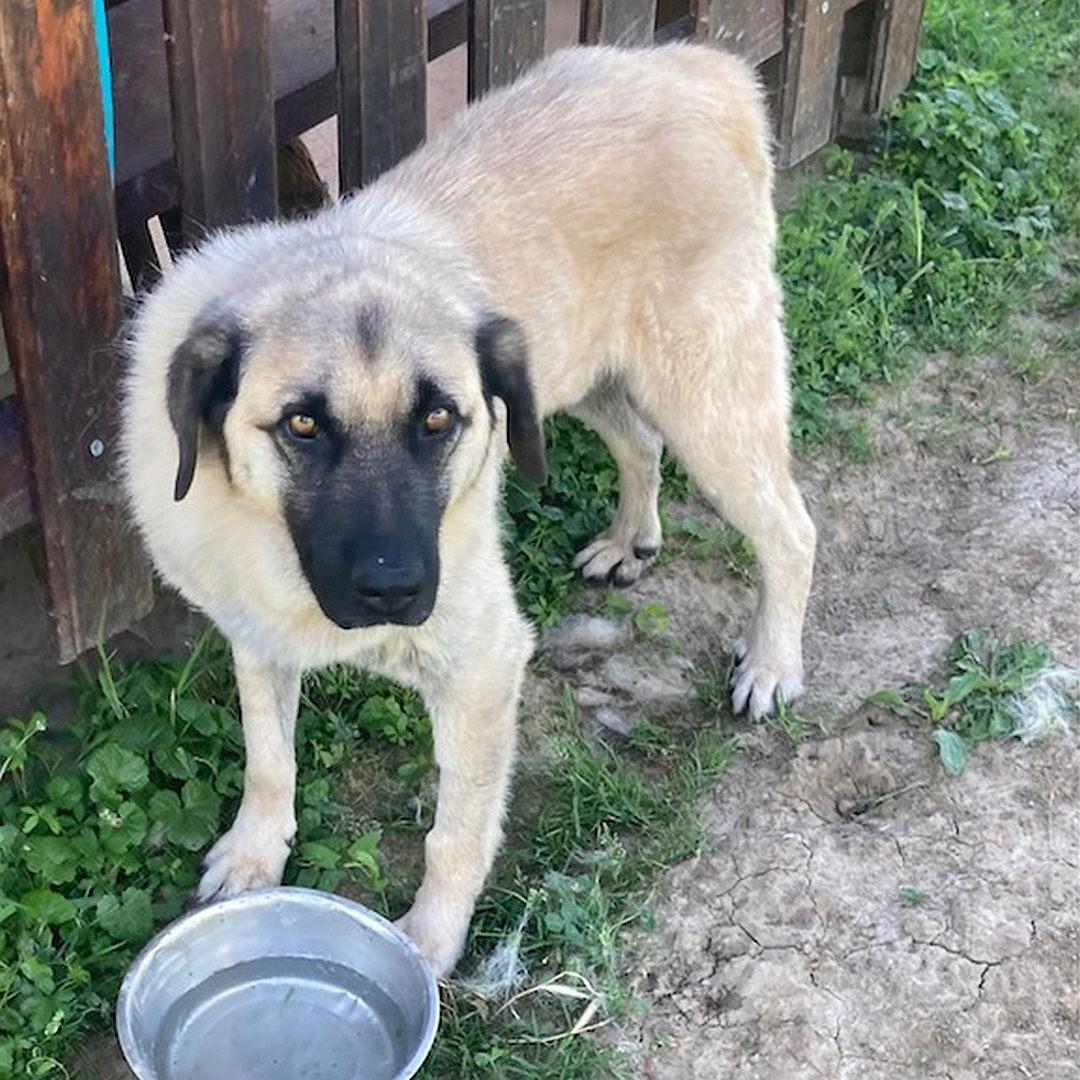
[0,635,736,1080]
[779,0,1079,450]
[2,1,1079,1075]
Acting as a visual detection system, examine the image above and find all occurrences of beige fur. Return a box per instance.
[121,43,816,977]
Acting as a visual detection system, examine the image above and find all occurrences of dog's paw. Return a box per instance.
[197,821,293,903]
[395,900,471,979]
[573,534,658,586]
[730,637,804,720]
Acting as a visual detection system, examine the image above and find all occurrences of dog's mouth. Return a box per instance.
[320,593,436,630]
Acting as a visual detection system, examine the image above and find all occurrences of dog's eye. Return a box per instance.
[422,406,454,436]
[285,413,319,440]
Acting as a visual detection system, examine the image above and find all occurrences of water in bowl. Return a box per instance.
[152,956,410,1080]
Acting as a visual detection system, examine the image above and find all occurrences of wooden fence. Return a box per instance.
[0,0,924,662]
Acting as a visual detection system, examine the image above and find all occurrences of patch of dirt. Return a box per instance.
[606,345,1080,1078]
[626,728,1077,1079]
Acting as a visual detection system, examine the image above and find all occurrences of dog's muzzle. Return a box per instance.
[317,551,437,629]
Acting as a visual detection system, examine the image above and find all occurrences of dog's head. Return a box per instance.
[162,254,546,630]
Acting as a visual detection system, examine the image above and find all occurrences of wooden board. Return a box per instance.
[0,0,152,659]
[469,0,546,98]
[694,0,784,65]
[580,0,658,46]
[869,0,926,113]
[777,0,869,167]
[0,399,33,536]
[162,0,278,240]
[336,0,427,191]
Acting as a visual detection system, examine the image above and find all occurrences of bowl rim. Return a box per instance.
[116,885,439,1080]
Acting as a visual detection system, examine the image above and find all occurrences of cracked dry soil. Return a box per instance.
[599,347,1079,1079]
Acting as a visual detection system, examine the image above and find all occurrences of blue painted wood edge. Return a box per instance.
[92,0,115,177]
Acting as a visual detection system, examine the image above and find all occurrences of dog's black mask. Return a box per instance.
[279,391,450,630]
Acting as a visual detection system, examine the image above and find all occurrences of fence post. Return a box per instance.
[0,0,153,660]
[468,0,546,99]
[336,0,427,193]
[777,0,846,167]
[162,0,279,241]
[868,0,926,114]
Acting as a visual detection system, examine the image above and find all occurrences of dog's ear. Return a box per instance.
[167,310,245,501]
[476,315,547,485]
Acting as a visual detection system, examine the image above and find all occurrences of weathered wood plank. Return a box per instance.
[161,0,278,241]
[868,0,926,113]
[777,0,844,166]
[580,0,657,46]
[693,0,784,64]
[0,0,152,658]
[468,0,546,99]
[0,399,33,536]
[336,0,427,192]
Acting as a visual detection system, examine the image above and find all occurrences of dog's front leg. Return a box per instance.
[397,659,524,977]
[198,644,302,901]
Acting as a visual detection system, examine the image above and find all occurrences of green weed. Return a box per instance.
[869,630,1078,775]
[899,885,930,906]
[668,517,756,582]
[502,416,617,627]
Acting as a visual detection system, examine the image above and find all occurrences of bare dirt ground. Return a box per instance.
[602,339,1080,1078]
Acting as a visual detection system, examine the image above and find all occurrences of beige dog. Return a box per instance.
[121,43,815,976]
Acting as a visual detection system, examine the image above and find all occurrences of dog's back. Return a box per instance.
[359,44,780,416]
[387,44,774,240]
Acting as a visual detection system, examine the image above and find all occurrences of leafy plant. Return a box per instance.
[0,636,422,1078]
[779,0,1079,449]
[870,630,1078,775]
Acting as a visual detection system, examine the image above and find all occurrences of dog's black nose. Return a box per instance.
[351,558,425,618]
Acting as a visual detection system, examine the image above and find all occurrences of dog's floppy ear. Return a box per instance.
[166,309,245,501]
[476,315,547,485]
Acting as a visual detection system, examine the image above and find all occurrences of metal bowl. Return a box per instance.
[116,887,438,1080]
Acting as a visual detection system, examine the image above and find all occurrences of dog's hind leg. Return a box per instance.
[568,379,664,586]
[636,325,816,720]
[198,646,302,900]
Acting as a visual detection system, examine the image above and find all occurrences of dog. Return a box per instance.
[120,42,816,977]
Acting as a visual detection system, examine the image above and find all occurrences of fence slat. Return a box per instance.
[0,0,152,660]
[336,0,427,192]
[777,0,845,167]
[468,0,546,99]
[694,0,784,65]
[162,0,278,241]
[868,0,926,113]
[580,0,658,46]
[0,399,32,535]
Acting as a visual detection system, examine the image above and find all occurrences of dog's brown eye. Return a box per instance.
[422,406,454,435]
[286,413,319,439]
